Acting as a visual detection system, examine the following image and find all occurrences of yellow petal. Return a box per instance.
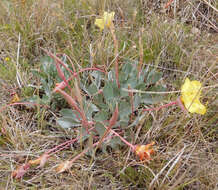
[181,78,201,99]
[103,11,115,27]
[181,78,206,115]
[186,100,206,115]
[181,78,191,92]
[95,18,104,30]
[197,104,206,115]
[95,11,115,30]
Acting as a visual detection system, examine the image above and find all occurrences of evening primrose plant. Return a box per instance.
[10,11,208,177]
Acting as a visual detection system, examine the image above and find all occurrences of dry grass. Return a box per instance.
[0,0,217,189]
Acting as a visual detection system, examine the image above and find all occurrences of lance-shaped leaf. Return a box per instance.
[56,89,82,116]
[74,80,83,109]
[109,104,119,127]
[42,48,73,91]
[56,88,89,127]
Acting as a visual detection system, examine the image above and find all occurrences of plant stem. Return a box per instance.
[47,138,78,155]
[128,85,134,120]
[69,141,99,165]
[110,24,120,88]
[104,126,136,151]
[143,100,178,112]
[53,67,105,92]
[68,134,114,166]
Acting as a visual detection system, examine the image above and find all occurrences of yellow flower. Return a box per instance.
[5,57,10,61]
[181,78,206,115]
[95,11,115,30]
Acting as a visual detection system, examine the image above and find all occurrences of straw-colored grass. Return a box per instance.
[0,0,217,189]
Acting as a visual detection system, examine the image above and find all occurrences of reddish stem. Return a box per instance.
[128,85,134,120]
[97,105,119,148]
[46,138,78,155]
[50,127,96,155]
[104,126,136,151]
[56,53,77,73]
[142,100,178,112]
[110,26,120,88]
[42,49,74,91]
[56,89,86,122]
[68,134,114,166]
[53,68,105,92]
[69,141,99,165]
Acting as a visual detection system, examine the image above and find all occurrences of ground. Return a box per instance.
[0,0,217,189]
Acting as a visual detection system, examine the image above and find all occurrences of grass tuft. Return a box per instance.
[0,0,217,189]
